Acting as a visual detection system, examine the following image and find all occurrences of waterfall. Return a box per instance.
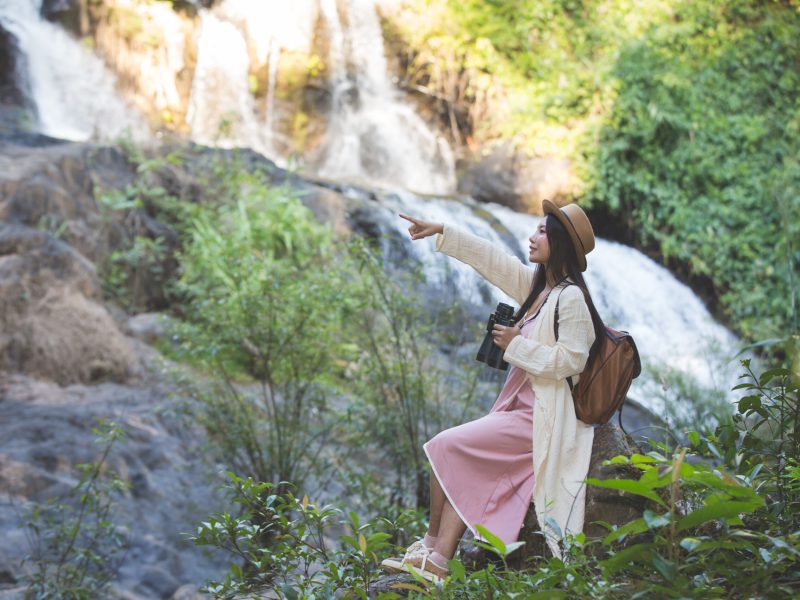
[264,37,280,151]
[317,0,457,196]
[210,0,318,161]
[0,0,146,141]
[185,11,266,154]
[375,191,744,423]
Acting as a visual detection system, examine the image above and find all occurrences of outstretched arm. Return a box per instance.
[399,213,534,305]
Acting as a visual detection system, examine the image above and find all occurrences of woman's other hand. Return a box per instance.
[492,324,521,351]
[399,213,444,240]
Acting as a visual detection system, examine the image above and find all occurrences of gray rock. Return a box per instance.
[458,142,573,213]
[127,313,173,345]
[0,372,228,597]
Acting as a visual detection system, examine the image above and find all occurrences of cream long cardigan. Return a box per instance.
[435,224,595,558]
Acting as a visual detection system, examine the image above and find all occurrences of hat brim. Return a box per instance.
[542,199,587,271]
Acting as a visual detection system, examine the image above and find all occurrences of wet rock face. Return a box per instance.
[0,24,35,135]
[0,26,28,107]
[458,143,573,213]
[0,372,227,598]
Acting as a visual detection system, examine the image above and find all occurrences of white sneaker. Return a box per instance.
[380,539,433,574]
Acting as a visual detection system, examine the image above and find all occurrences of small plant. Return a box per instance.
[21,421,129,600]
[191,472,398,599]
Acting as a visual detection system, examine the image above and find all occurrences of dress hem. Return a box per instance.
[423,441,484,542]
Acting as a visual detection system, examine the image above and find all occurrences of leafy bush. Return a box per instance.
[95,151,184,313]
[191,472,415,599]
[22,421,129,600]
[173,173,360,492]
[585,0,800,341]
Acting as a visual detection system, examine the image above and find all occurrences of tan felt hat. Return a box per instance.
[542,200,596,272]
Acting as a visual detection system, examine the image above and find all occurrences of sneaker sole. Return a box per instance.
[380,558,407,574]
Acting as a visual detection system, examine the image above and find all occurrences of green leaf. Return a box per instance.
[587,478,667,506]
[680,537,702,552]
[643,509,671,529]
[651,551,676,581]
[447,559,466,581]
[601,543,654,574]
[759,368,789,385]
[677,499,764,532]
[475,524,507,555]
[603,517,650,545]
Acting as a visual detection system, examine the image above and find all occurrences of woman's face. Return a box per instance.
[528,219,550,264]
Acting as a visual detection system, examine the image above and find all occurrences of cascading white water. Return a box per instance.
[185,11,266,154]
[212,0,318,160]
[264,38,280,141]
[0,0,147,141]
[381,191,744,422]
[317,0,457,195]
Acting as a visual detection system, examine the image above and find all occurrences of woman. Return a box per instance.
[382,201,605,581]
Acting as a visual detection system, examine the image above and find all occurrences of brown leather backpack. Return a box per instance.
[555,288,641,426]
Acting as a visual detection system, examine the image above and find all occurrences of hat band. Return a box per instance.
[559,209,586,254]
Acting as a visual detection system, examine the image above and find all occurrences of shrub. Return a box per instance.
[173,175,360,492]
[21,421,129,600]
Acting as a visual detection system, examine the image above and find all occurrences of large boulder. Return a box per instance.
[458,143,574,213]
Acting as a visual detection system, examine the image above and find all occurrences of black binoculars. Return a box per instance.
[476,302,516,370]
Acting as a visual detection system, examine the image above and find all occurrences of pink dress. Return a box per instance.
[423,317,537,546]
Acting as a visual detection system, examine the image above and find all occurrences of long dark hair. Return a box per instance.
[513,214,605,360]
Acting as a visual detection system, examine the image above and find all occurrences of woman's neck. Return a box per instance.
[545,272,561,288]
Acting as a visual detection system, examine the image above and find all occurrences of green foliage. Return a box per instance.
[694,357,800,532]
[191,472,405,599]
[396,0,800,342]
[172,174,360,491]
[96,150,186,313]
[21,421,129,600]
[585,0,800,341]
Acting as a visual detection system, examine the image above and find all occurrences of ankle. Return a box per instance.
[429,551,449,570]
[423,534,438,550]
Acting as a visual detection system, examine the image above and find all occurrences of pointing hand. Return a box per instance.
[399,213,444,241]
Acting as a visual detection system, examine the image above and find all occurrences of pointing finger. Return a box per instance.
[398,213,421,225]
